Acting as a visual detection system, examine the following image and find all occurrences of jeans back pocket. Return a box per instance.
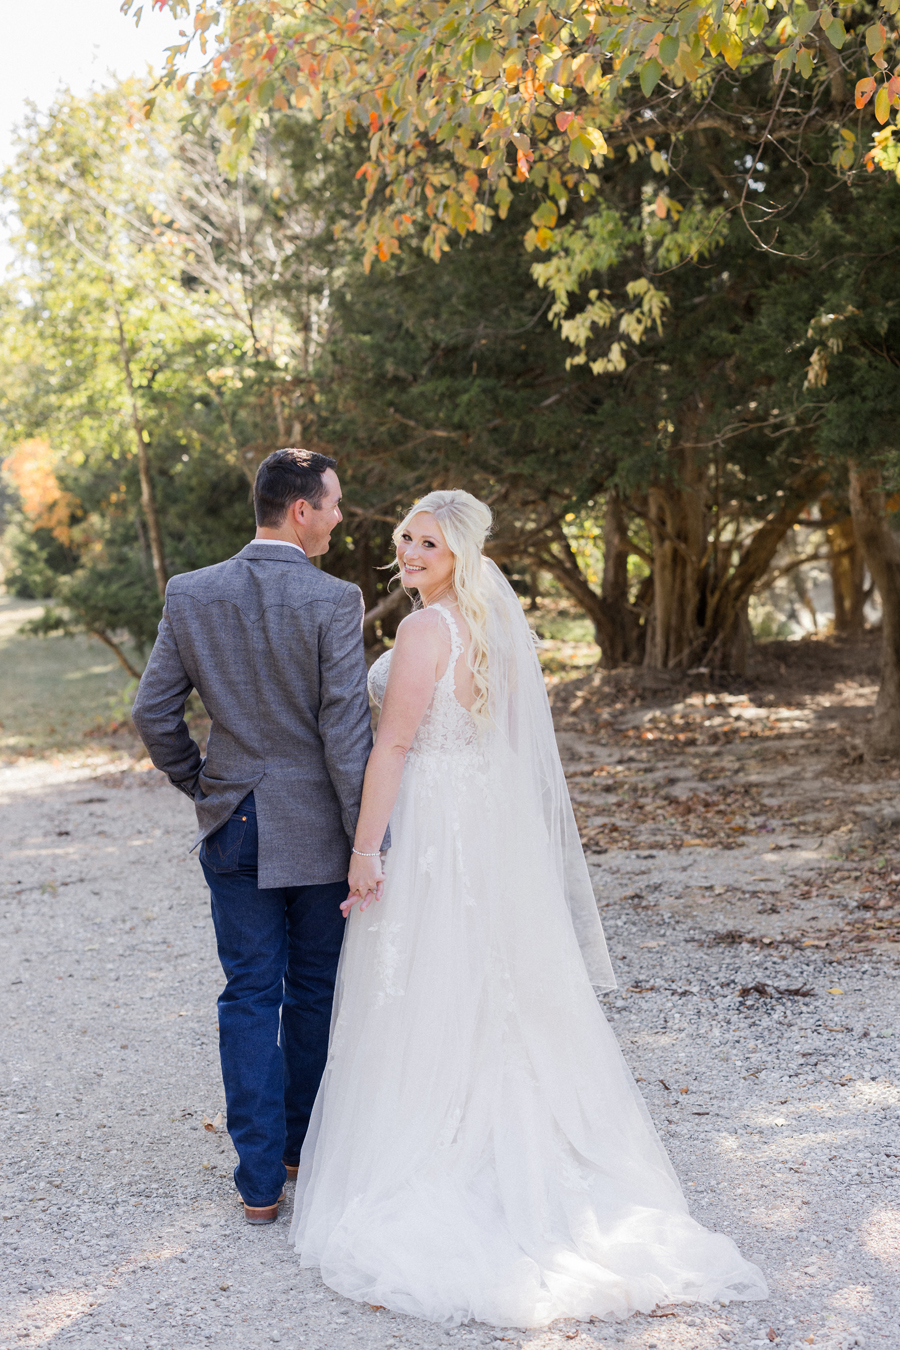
[200,811,249,874]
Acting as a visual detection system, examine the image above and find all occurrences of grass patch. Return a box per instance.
[0,595,142,759]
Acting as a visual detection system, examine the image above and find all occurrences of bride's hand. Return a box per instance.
[341,851,385,917]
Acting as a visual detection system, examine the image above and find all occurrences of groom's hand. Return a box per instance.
[342,852,385,917]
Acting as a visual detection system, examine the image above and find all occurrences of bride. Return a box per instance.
[289,489,767,1328]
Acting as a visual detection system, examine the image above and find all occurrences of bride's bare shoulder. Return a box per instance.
[390,608,451,667]
[395,608,450,641]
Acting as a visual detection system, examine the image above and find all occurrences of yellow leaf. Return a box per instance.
[534,226,554,250]
[875,84,891,125]
[722,30,743,69]
[827,987,844,995]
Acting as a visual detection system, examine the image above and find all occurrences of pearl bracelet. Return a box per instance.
[352,847,381,857]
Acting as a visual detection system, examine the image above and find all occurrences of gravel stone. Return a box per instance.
[1,750,898,1350]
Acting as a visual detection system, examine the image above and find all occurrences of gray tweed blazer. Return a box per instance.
[132,541,376,888]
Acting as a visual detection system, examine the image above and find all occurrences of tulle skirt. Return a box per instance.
[288,749,768,1327]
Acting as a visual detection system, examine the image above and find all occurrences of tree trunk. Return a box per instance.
[701,495,815,673]
[91,628,143,680]
[641,426,821,674]
[598,489,645,666]
[534,519,642,666]
[112,301,168,600]
[642,443,707,669]
[824,511,867,635]
[848,463,900,759]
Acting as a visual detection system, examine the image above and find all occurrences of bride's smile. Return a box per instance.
[396,515,456,604]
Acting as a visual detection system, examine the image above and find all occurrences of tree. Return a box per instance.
[4,82,181,597]
[141,1,900,677]
[143,0,900,274]
[0,84,257,667]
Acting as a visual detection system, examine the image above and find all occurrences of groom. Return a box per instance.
[132,448,376,1224]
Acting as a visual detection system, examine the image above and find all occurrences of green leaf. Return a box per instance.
[568,134,591,168]
[640,59,663,96]
[823,16,846,49]
[750,4,767,37]
[473,37,494,66]
[658,34,679,66]
[796,47,814,80]
[866,23,886,56]
[531,200,558,228]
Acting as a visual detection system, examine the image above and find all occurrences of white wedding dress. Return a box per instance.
[289,580,767,1328]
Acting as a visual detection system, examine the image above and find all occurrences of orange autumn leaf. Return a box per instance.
[3,438,77,545]
[855,76,877,108]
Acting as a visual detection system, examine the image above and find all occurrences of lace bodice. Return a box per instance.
[367,604,478,758]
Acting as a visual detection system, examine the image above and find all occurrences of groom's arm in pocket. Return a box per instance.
[132,601,204,800]
[318,586,387,849]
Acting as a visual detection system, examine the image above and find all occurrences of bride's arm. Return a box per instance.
[343,611,445,914]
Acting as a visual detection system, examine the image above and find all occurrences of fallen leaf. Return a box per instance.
[368,1304,385,1311]
[680,1087,689,1094]
[767,1330,777,1343]
[203,1112,223,1133]
[659,1079,670,1091]
[827,987,844,995]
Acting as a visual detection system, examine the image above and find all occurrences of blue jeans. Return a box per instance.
[200,794,347,1208]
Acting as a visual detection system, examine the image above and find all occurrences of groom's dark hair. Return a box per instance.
[254,448,338,527]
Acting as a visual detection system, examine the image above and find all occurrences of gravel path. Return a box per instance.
[1,743,898,1350]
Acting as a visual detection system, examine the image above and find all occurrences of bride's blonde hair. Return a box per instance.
[393,489,493,720]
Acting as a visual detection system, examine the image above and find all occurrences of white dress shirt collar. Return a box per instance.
[252,538,306,556]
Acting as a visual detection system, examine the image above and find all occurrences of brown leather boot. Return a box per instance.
[241,1191,285,1225]
[283,1162,299,1180]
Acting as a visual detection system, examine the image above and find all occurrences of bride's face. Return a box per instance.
[396,512,456,601]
